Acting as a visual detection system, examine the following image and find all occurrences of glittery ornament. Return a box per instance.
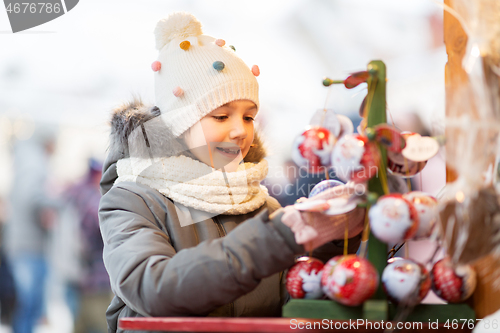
[382,258,431,306]
[286,257,325,299]
[291,127,335,173]
[369,194,419,244]
[321,255,379,306]
[403,191,438,239]
[431,257,476,303]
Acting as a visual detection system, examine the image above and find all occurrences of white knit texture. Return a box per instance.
[114,155,269,215]
[154,33,259,137]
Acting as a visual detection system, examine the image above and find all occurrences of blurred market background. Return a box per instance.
[0,0,447,332]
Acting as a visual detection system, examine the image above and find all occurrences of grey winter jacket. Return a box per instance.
[98,100,361,332]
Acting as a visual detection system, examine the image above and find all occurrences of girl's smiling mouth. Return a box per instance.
[216,146,241,157]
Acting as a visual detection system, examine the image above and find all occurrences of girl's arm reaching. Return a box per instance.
[99,183,304,317]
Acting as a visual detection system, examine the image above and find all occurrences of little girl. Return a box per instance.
[99,12,364,332]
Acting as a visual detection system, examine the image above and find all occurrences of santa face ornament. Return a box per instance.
[292,127,335,173]
[403,191,438,239]
[331,134,379,183]
[431,258,477,303]
[369,194,419,244]
[382,258,431,306]
[321,255,379,306]
[286,257,325,299]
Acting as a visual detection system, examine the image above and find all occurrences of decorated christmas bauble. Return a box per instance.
[291,127,335,173]
[387,132,427,177]
[382,258,431,306]
[431,257,477,303]
[369,194,419,244]
[309,179,344,198]
[403,191,438,239]
[331,134,379,182]
[321,255,379,306]
[286,257,325,299]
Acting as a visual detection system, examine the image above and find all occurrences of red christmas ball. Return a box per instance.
[431,257,476,303]
[331,134,379,182]
[321,255,379,306]
[382,258,431,306]
[291,127,335,173]
[286,257,325,299]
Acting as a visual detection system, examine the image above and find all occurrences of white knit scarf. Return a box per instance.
[115,155,269,215]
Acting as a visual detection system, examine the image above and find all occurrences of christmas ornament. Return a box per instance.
[331,134,379,182]
[286,257,325,299]
[309,179,344,198]
[321,255,379,306]
[382,258,431,306]
[369,194,419,244]
[291,127,335,173]
[431,257,477,303]
[403,191,438,239]
[387,132,428,177]
[309,110,354,140]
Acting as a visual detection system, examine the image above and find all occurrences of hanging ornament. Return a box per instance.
[371,124,406,153]
[403,192,438,239]
[291,127,335,173]
[387,132,429,177]
[382,258,431,306]
[309,179,344,198]
[286,257,325,299]
[309,110,354,140]
[331,134,380,183]
[431,257,477,303]
[321,255,379,306]
[369,194,419,244]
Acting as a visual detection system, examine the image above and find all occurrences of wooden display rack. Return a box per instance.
[282,60,475,323]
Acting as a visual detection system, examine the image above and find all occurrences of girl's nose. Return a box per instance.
[229,119,248,140]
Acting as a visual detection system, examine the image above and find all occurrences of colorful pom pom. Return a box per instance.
[229,45,236,51]
[151,61,161,72]
[173,86,184,97]
[213,61,225,71]
[251,65,260,77]
[179,40,191,50]
[215,39,225,47]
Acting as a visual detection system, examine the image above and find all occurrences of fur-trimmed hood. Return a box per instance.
[100,99,267,195]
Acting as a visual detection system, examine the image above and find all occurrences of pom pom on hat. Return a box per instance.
[154,12,203,50]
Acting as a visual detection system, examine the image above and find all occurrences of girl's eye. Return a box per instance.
[212,115,228,121]
[244,116,255,122]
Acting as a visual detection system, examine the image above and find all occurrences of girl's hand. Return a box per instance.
[279,183,366,251]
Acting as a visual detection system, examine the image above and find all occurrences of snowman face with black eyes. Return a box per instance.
[369,197,414,244]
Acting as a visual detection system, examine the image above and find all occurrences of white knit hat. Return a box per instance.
[153,12,260,137]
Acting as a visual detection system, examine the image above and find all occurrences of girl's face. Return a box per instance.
[183,99,257,171]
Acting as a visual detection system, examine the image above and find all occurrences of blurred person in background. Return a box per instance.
[2,127,59,333]
[0,196,17,326]
[53,158,111,333]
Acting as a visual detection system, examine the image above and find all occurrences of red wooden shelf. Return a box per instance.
[119,317,472,332]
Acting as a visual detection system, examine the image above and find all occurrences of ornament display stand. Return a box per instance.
[282,61,475,323]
